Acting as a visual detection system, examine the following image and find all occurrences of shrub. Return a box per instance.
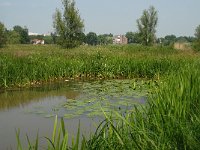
[0,22,7,48]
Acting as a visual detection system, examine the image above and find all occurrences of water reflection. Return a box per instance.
[0,79,147,149]
[0,81,81,110]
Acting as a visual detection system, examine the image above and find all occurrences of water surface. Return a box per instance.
[0,79,147,149]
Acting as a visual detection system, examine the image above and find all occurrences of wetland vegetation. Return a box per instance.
[0,44,198,89]
[0,44,199,149]
[1,0,200,149]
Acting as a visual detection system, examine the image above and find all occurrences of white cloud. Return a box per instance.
[0,2,12,7]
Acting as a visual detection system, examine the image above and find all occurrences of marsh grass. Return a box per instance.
[16,62,200,149]
[0,44,198,88]
[3,44,199,149]
[83,63,200,150]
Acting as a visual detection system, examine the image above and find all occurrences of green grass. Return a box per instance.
[0,44,198,88]
[17,63,200,149]
[83,63,200,150]
[0,44,199,149]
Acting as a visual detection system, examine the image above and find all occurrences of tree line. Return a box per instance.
[1,0,200,49]
[0,22,113,47]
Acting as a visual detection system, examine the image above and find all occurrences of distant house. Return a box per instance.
[174,42,190,50]
[113,35,128,44]
[31,39,45,45]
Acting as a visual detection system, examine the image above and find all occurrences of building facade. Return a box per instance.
[113,35,128,44]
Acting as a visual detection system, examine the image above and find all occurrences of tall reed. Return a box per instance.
[83,62,200,149]
[0,44,198,88]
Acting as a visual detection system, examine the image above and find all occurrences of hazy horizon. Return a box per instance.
[0,0,200,37]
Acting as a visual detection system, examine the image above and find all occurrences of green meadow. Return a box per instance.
[0,44,200,149]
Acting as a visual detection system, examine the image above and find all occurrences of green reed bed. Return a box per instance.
[81,62,200,150]
[0,54,192,88]
[5,45,199,149]
[16,62,200,150]
[0,44,198,88]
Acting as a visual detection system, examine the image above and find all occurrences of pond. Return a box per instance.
[0,79,148,149]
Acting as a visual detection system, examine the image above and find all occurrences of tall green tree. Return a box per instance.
[125,32,141,44]
[97,34,112,45]
[53,0,84,48]
[86,32,98,45]
[13,25,30,44]
[0,22,7,48]
[137,6,158,46]
[163,35,176,45]
[195,25,200,40]
[192,25,200,52]
[7,30,21,44]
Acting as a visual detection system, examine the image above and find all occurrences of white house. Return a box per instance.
[113,35,128,44]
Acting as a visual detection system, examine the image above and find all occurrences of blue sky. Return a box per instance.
[0,0,200,37]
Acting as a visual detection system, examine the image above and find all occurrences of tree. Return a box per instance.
[86,32,98,45]
[0,22,7,47]
[51,32,57,44]
[137,6,158,46]
[163,35,176,46]
[125,32,134,44]
[125,32,141,44]
[97,34,113,45]
[43,36,53,44]
[13,25,30,44]
[53,0,84,48]
[7,30,21,44]
[195,25,200,40]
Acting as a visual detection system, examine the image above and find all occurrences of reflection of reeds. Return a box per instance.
[0,84,80,110]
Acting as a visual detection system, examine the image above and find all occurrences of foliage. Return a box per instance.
[53,0,84,48]
[176,36,189,43]
[192,40,200,52]
[97,34,113,45]
[84,64,200,150]
[15,59,200,149]
[13,25,30,44]
[0,44,198,89]
[16,117,83,150]
[137,6,158,46]
[7,30,21,44]
[3,44,198,149]
[43,36,54,44]
[0,22,7,48]
[125,32,141,44]
[195,25,200,39]
[163,34,176,46]
[86,32,98,45]
[158,36,196,46]
[29,35,44,41]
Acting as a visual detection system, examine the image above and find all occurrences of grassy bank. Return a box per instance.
[0,44,198,88]
[16,54,200,150]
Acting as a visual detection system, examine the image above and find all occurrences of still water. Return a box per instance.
[0,79,146,149]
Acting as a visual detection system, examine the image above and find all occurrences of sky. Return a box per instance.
[0,0,200,37]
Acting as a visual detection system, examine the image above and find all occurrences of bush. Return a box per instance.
[192,40,200,52]
[0,22,7,48]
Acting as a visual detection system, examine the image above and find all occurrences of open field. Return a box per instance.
[0,44,200,149]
